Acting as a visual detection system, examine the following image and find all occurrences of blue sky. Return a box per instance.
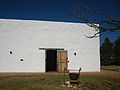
[0,0,120,45]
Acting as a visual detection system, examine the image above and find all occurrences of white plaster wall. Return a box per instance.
[0,19,100,72]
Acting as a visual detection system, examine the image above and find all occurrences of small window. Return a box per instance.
[10,51,12,54]
[74,53,76,56]
[20,59,23,61]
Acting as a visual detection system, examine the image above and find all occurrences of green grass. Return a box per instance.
[0,75,120,90]
[101,66,120,71]
[80,76,120,90]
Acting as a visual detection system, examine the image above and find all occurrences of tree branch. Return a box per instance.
[71,0,120,38]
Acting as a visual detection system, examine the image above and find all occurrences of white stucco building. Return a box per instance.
[0,19,100,72]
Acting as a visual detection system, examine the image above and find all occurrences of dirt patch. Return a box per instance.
[0,70,120,78]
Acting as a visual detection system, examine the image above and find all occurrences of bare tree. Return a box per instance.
[70,0,120,38]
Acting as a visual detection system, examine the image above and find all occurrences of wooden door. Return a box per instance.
[57,50,68,72]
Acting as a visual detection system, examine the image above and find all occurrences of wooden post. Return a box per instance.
[63,67,66,85]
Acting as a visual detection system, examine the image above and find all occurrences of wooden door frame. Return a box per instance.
[40,48,64,72]
[39,48,68,72]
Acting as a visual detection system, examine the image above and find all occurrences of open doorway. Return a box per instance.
[40,48,68,72]
[46,50,57,72]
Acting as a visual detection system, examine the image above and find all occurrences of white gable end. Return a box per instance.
[0,19,100,72]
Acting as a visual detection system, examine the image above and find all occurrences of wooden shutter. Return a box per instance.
[57,50,68,72]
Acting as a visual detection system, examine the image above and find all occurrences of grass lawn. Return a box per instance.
[101,66,120,71]
[0,73,120,90]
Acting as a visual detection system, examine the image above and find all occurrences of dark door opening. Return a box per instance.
[46,50,57,72]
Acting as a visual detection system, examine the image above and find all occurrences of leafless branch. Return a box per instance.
[71,0,120,38]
